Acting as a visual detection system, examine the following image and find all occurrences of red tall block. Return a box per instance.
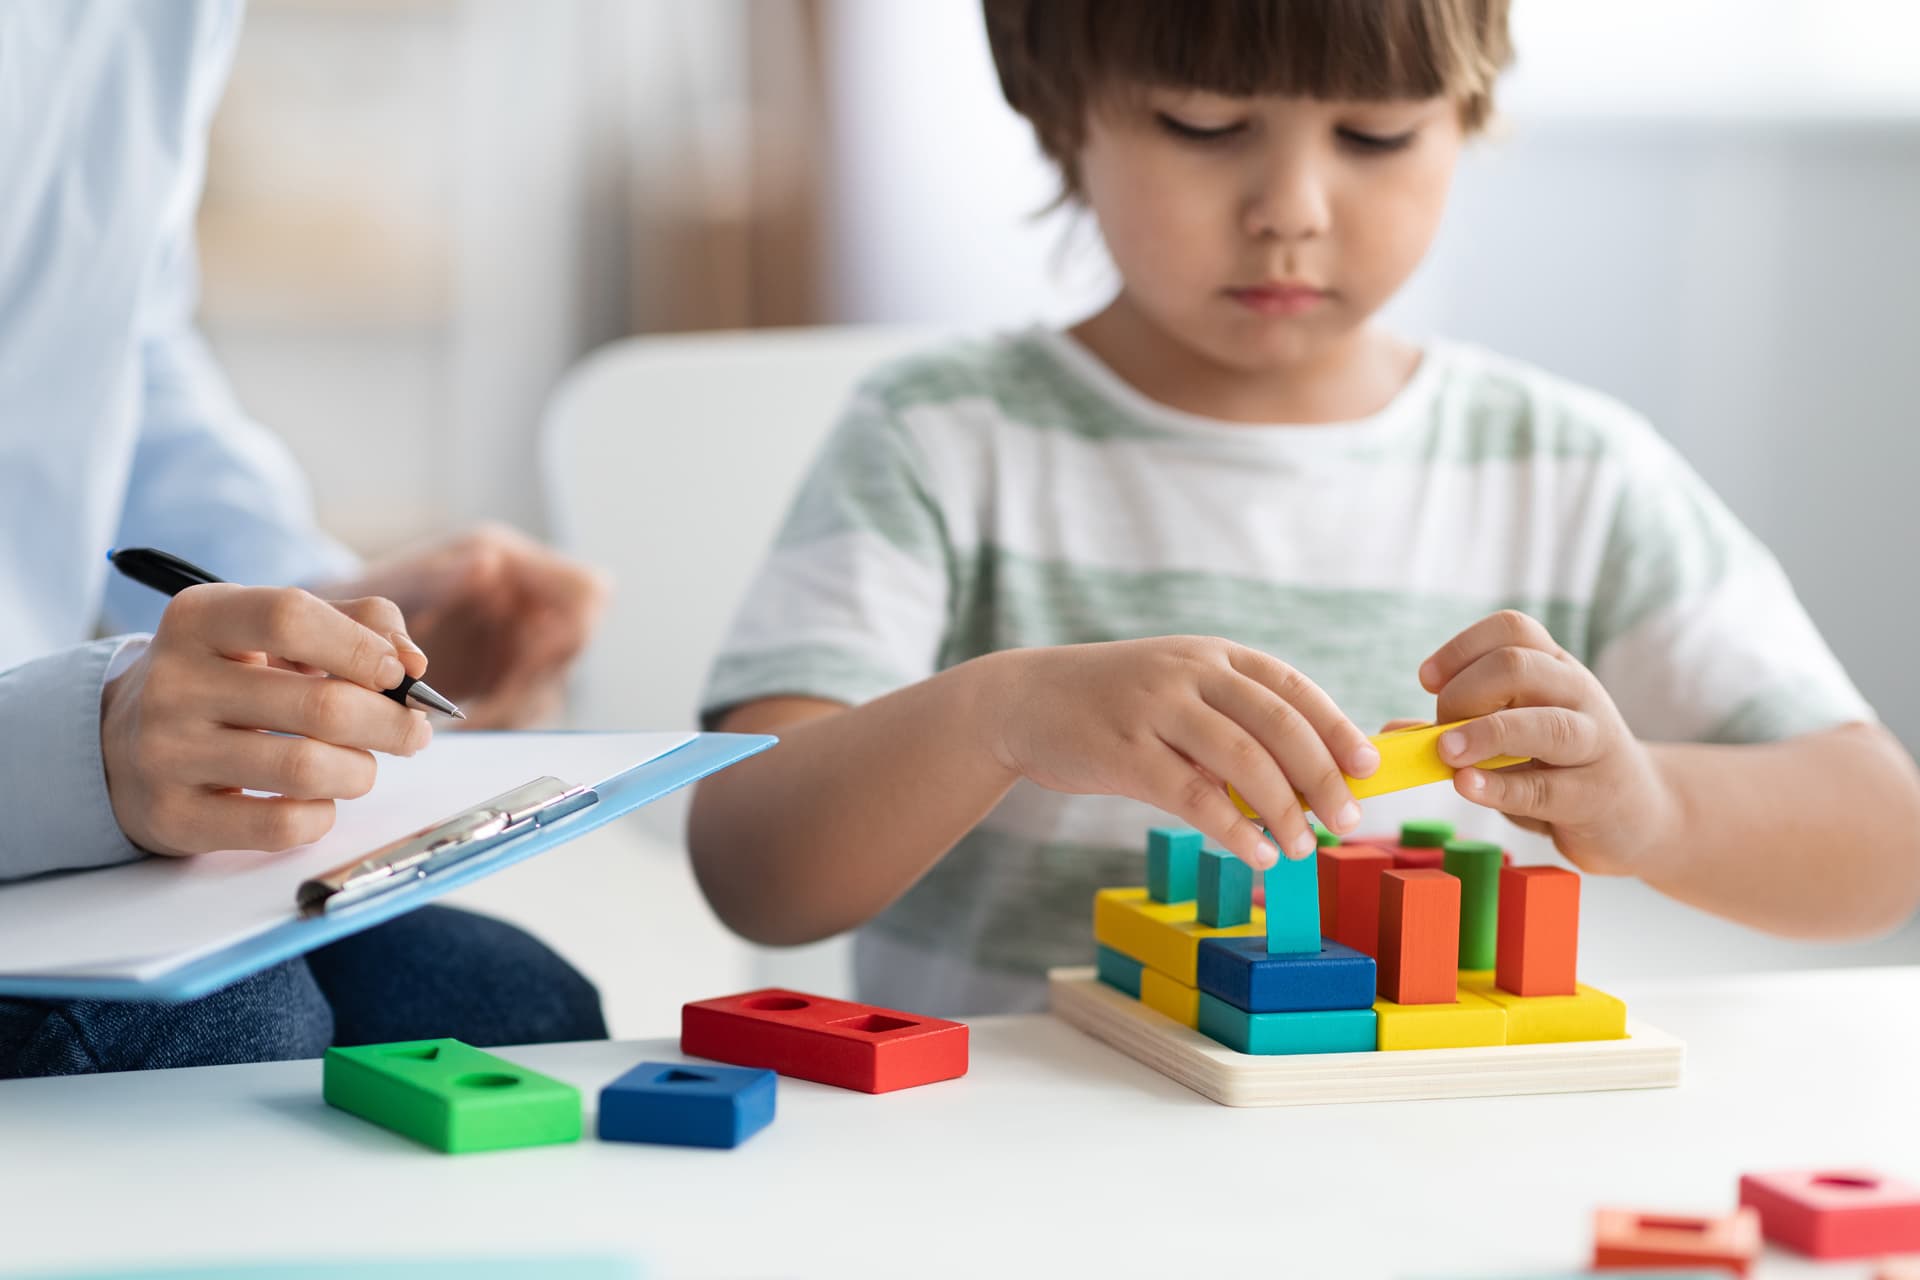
[1739,1169,1920,1259]
[1376,869,1460,1005]
[1496,865,1580,995]
[1319,845,1393,956]
[682,989,968,1094]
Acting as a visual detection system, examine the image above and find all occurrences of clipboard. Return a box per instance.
[0,731,774,1003]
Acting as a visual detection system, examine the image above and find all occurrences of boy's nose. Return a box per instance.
[1244,163,1332,243]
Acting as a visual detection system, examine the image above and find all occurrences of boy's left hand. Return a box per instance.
[1420,610,1676,876]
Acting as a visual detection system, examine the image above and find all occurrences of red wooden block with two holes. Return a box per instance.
[681,988,968,1093]
[1739,1168,1920,1259]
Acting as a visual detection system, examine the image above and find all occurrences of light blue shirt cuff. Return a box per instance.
[0,637,149,882]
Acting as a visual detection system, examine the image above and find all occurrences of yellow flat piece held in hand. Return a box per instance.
[1228,720,1529,822]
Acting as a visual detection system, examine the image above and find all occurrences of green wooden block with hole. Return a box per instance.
[323,1038,582,1153]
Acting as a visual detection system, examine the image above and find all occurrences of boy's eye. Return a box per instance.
[1337,126,1417,154]
[1155,112,1246,143]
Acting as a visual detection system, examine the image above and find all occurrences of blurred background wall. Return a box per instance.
[194,0,1920,1031]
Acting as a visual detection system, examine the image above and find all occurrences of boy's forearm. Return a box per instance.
[1638,723,1920,939]
[688,654,1023,945]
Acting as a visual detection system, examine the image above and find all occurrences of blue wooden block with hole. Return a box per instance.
[1197,935,1376,1013]
[598,1060,777,1148]
[322,1038,582,1153]
[1197,846,1253,926]
[1146,827,1202,903]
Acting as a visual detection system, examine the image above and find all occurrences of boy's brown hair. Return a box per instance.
[983,0,1513,199]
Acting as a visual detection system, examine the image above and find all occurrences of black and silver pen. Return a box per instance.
[107,546,466,719]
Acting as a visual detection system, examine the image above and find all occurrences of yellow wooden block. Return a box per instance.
[1458,971,1628,1044]
[1139,968,1200,1029]
[1373,987,1507,1051]
[1092,888,1266,987]
[1229,720,1530,821]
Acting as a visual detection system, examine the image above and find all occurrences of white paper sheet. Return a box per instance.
[0,731,694,981]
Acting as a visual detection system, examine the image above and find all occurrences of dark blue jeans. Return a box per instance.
[0,906,606,1078]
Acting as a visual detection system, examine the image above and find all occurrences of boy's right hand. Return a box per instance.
[99,585,434,856]
[978,637,1378,869]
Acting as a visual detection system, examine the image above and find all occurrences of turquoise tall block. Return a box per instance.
[1197,847,1253,927]
[1264,847,1321,954]
[1147,827,1202,903]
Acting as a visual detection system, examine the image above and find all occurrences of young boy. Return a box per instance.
[689,0,1920,1016]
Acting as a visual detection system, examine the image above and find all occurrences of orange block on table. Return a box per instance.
[1376,869,1460,1005]
[1319,845,1393,957]
[1496,865,1580,996]
[1592,1206,1761,1275]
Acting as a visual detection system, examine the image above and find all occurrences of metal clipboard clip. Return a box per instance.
[297,776,599,917]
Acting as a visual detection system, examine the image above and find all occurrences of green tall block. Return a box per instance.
[1146,827,1202,903]
[1400,819,1455,848]
[1197,847,1253,927]
[1264,847,1321,954]
[324,1038,582,1154]
[1443,839,1503,970]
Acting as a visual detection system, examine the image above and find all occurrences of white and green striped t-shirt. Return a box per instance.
[701,328,1871,1016]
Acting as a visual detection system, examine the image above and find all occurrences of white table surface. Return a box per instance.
[3,967,1916,1279]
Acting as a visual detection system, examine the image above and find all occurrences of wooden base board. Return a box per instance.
[1048,966,1683,1108]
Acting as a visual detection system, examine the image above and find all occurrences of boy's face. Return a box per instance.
[1078,88,1464,375]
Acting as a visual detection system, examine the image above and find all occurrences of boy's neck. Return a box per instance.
[1069,297,1421,426]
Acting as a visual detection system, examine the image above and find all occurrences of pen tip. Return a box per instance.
[451,709,468,721]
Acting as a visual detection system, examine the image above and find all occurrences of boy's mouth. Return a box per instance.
[1225,281,1329,317]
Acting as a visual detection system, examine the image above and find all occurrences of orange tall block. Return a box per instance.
[1377,869,1460,1005]
[1318,845,1393,957]
[1496,865,1581,996]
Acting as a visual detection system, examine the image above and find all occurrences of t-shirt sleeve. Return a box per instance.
[700,380,956,726]
[1585,428,1873,744]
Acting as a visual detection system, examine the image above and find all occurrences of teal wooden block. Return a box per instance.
[1197,993,1377,1055]
[1443,839,1503,970]
[1095,945,1144,998]
[1263,848,1321,954]
[1196,847,1253,927]
[1147,827,1202,903]
[323,1038,582,1154]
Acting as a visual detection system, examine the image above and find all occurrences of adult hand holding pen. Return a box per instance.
[99,586,434,856]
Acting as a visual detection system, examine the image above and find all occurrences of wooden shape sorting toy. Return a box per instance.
[1049,967,1683,1107]
[1319,845,1393,957]
[1591,1206,1761,1275]
[1197,993,1377,1056]
[1459,972,1627,1044]
[1497,865,1581,996]
[1377,869,1462,1006]
[1195,936,1375,1014]
[1443,839,1503,970]
[1197,847,1253,927]
[1147,827,1201,903]
[1095,945,1144,998]
[1738,1168,1920,1258]
[597,1061,776,1149]
[681,989,968,1093]
[323,1038,582,1154]
[1140,967,1201,1028]
[1093,888,1266,986]
[1264,852,1321,955]
[1228,723,1530,824]
[1373,988,1506,1051]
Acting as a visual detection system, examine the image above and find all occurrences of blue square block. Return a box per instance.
[1264,848,1322,954]
[1147,827,1202,903]
[1196,847,1253,927]
[1197,993,1377,1056]
[1196,935,1376,1013]
[1095,945,1144,998]
[597,1060,776,1149]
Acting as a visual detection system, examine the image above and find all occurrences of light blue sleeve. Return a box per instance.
[0,640,146,882]
[100,3,358,637]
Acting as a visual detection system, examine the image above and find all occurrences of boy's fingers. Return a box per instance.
[185,586,407,692]
[1227,648,1378,778]
[1144,746,1280,870]
[1419,610,1561,693]
[1433,645,1584,725]
[1455,762,1558,822]
[1438,707,1598,770]
[1202,673,1361,835]
[1163,705,1317,859]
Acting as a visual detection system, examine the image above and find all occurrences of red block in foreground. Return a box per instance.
[1739,1169,1920,1259]
[1592,1206,1760,1275]
[681,988,968,1094]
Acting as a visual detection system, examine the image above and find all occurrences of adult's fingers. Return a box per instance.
[147,792,338,856]
[201,664,429,757]
[182,728,381,802]
[174,585,408,694]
